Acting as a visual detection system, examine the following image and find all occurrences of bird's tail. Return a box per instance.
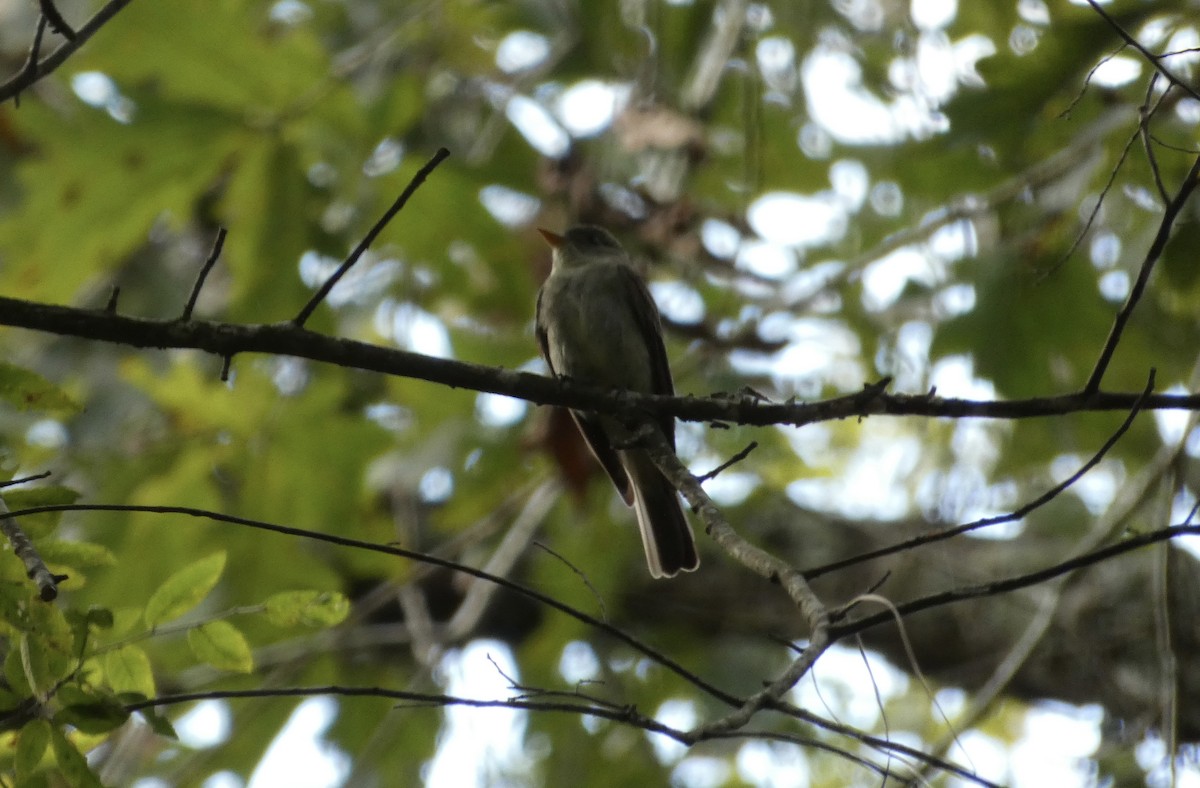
[624,452,699,579]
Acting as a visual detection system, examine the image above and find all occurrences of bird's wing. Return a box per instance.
[534,286,551,365]
[616,265,676,450]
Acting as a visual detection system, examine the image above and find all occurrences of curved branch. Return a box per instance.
[806,372,1155,579]
[0,0,137,103]
[830,523,1200,639]
[126,684,997,784]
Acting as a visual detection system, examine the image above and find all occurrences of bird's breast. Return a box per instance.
[541,264,654,392]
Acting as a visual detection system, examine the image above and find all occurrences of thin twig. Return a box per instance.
[807,372,1155,579]
[293,148,450,327]
[830,522,1200,639]
[37,0,77,40]
[768,699,998,787]
[695,441,758,483]
[1139,76,1170,204]
[121,684,942,782]
[13,15,49,107]
[1084,0,1200,103]
[181,228,226,321]
[1040,83,1169,282]
[1083,154,1200,395]
[0,501,736,704]
[532,540,609,622]
[0,0,136,103]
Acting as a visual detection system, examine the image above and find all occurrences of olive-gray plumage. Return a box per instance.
[535,225,699,578]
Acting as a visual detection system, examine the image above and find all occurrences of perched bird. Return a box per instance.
[535,225,699,578]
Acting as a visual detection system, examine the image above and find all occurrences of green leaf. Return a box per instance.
[85,607,115,631]
[36,541,118,570]
[49,727,103,787]
[16,718,51,778]
[0,362,78,414]
[5,631,73,697]
[139,706,179,740]
[144,552,226,628]
[55,685,130,735]
[264,590,350,628]
[104,645,156,699]
[0,486,80,538]
[188,620,254,673]
[105,608,143,641]
[218,138,318,318]
[78,0,332,111]
[0,99,245,303]
[4,637,34,697]
[28,600,75,651]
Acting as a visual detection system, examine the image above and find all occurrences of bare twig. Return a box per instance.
[1084,153,1200,395]
[695,441,758,483]
[0,501,735,703]
[38,0,77,40]
[830,523,1200,639]
[1041,81,1171,282]
[121,683,936,783]
[532,540,609,621]
[181,228,227,321]
[1084,0,1200,103]
[293,148,450,327]
[1139,76,1170,204]
[807,372,1155,579]
[13,15,49,107]
[0,0,137,103]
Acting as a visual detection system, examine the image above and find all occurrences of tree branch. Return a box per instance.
[0,495,64,601]
[293,148,451,327]
[830,523,1200,639]
[632,423,830,739]
[1084,152,1200,394]
[0,0,137,103]
[806,371,1156,579]
[2,295,1200,426]
[1084,0,1200,104]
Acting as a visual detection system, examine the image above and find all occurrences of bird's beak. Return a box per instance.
[537,228,565,248]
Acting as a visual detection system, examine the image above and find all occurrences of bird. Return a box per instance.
[535,225,700,578]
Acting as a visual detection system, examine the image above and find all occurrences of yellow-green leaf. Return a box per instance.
[28,600,75,654]
[187,620,253,673]
[144,552,226,627]
[49,728,103,787]
[6,631,73,697]
[0,362,78,414]
[37,541,117,570]
[16,718,51,778]
[0,486,80,539]
[104,645,156,699]
[264,590,350,628]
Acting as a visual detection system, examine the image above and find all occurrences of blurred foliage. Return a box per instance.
[0,0,1197,784]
